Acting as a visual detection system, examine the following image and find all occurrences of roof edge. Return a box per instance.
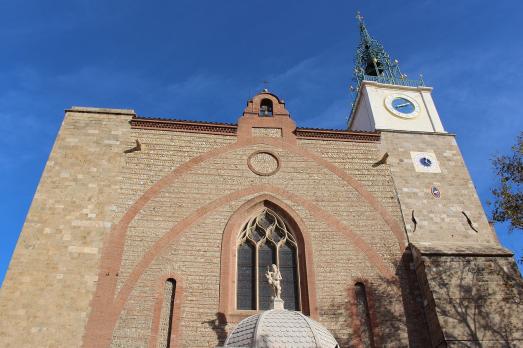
[67,106,136,116]
[131,116,380,142]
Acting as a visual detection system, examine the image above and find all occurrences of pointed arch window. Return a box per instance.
[236,208,300,311]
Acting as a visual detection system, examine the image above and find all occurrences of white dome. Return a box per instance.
[224,310,339,348]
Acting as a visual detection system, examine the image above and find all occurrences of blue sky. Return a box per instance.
[1,0,522,285]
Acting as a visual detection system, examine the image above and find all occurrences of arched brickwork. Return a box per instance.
[84,185,398,347]
[83,137,406,348]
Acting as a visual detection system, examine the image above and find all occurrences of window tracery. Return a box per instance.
[236,208,300,310]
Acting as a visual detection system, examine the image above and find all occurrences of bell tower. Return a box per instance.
[348,13,445,133]
[346,12,497,246]
[346,14,523,348]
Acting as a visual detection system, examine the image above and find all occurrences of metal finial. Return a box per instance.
[262,80,269,93]
[419,73,425,86]
[356,11,364,23]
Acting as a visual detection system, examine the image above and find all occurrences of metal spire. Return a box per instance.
[349,12,425,119]
[356,11,372,45]
[352,12,423,89]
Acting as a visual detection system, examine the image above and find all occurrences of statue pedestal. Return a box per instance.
[270,297,284,310]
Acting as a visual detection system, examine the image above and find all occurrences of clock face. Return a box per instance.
[384,94,420,118]
[411,152,441,173]
[392,97,415,114]
[419,156,433,167]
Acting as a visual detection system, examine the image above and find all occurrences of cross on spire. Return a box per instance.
[355,11,364,23]
[262,80,270,92]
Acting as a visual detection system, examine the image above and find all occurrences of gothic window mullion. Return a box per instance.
[254,243,259,311]
[275,242,280,269]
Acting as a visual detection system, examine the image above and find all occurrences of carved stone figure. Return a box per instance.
[265,264,282,300]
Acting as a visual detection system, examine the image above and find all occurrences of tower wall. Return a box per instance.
[350,83,445,133]
[0,107,134,347]
[380,130,523,346]
[412,245,523,347]
[351,11,523,345]
[380,131,495,245]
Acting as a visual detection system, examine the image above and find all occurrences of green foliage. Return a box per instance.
[490,132,523,232]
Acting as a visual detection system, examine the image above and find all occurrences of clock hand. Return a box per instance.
[395,103,411,108]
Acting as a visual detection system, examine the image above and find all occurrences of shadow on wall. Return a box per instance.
[423,256,523,347]
[317,250,433,347]
[202,312,228,346]
[203,251,523,347]
[339,249,523,347]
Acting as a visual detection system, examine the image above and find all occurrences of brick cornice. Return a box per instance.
[130,117,237,136]
[295,128,380,142]
[130,116,380,142]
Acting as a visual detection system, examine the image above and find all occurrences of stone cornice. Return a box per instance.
[361,80,433,92]
[379,129,455,137]
[66,106,136,116]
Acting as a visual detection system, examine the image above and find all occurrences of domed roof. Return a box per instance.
[224,310,339,348]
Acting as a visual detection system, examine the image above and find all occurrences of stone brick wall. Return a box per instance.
[5,105,521,348]
[412,245,523,347]
[2,104,459,348]
[380,131,495,245]
[381,130,523,347]
[0,107,134,347]
[108,132,415,347]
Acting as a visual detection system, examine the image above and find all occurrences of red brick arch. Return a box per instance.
[83,138,406,347]
[84,184,397,347]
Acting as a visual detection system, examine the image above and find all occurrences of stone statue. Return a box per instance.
[265,264,282,300]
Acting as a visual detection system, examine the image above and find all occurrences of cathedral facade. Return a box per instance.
[0,18,522,348]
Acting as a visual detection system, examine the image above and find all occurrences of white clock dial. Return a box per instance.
[410,151,441,173]
[384,94,420,119]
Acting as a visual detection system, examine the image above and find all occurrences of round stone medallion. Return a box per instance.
[247,151,280,176]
